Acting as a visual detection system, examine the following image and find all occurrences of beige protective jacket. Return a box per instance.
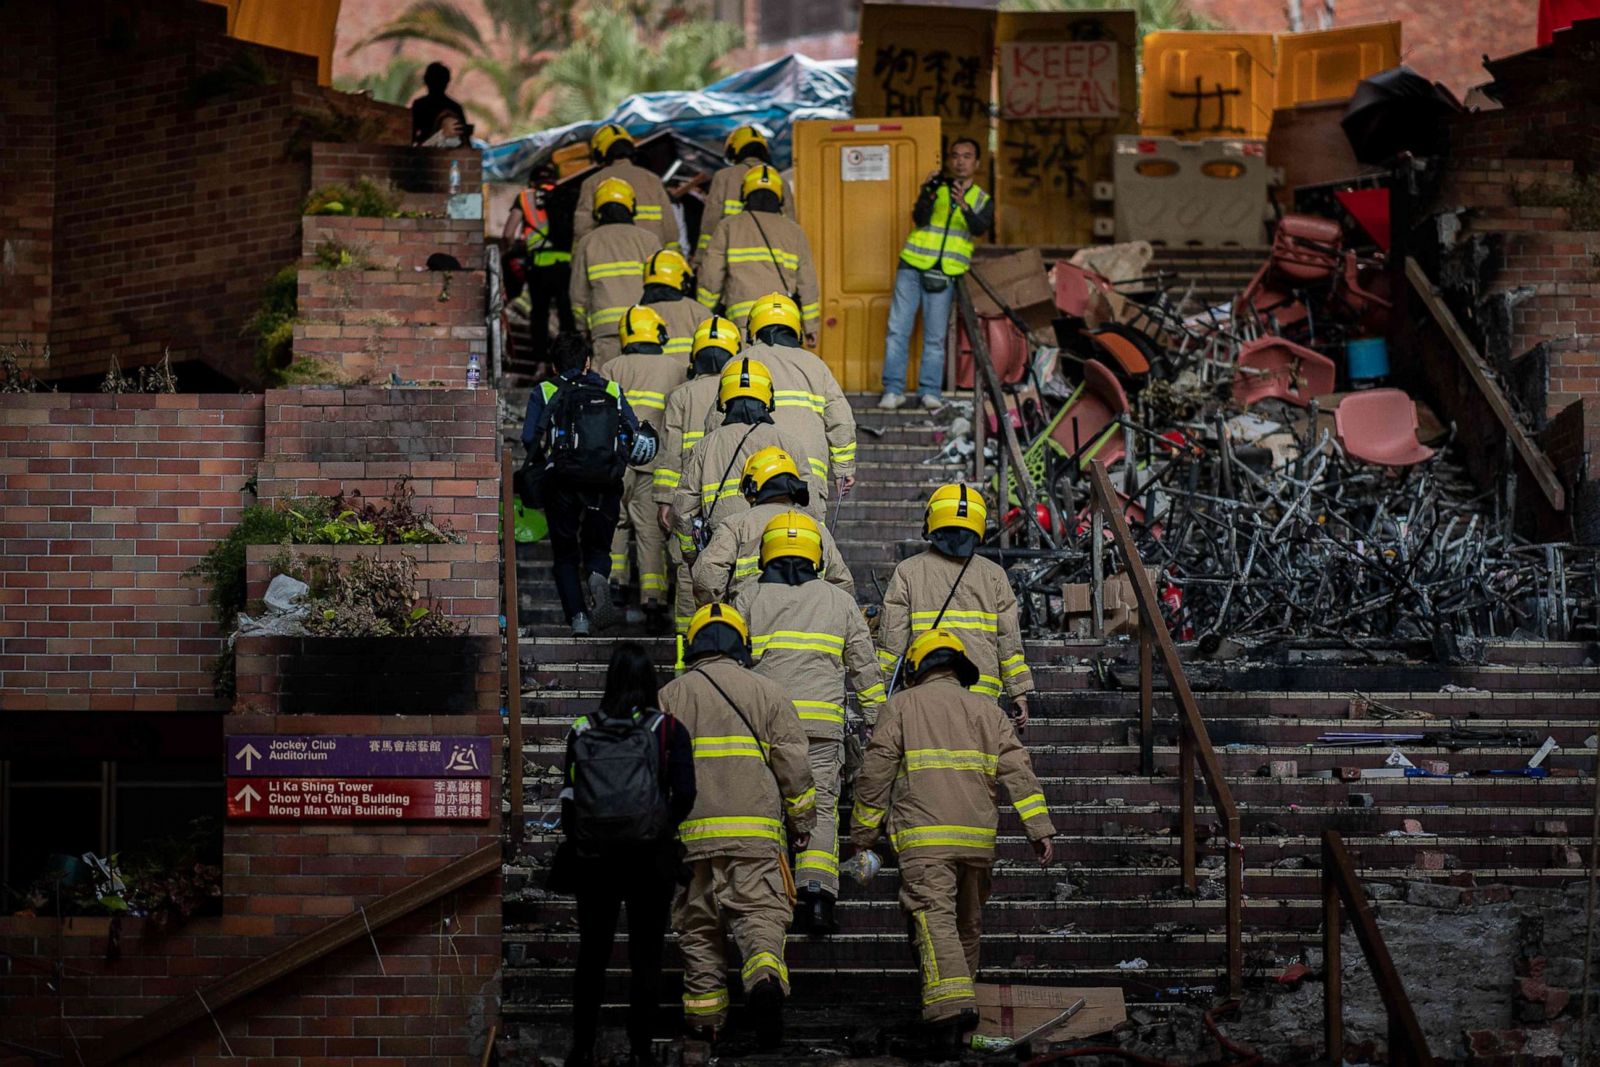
[691,501,854,604]
[673,421,818,540]
[877,549,1034,700]
[652,375,721,511]
[734,578,886,737]
[697,211,821,334]
[596,351,682,471]
[647,296,713,360]
[659,654,816,859]
[699,341,857,483]
[573,160,679,250]
[850,672,1054,862]
[570,223,662,341]
[697,161,797,252]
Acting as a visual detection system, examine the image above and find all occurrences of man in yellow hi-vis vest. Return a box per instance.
[878,138,994,413]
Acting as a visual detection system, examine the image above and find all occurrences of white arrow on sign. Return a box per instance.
[234,784,262,812]
[234,743,263,771]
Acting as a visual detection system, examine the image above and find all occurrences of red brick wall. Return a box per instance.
[258,388,500,545]
[293,269,487,384]
[303,216,486,271]
[0,713,502,1065]
[0,3,55,350]
[22,0,408,385]
[311,143,482,200]
[0,394,265,712]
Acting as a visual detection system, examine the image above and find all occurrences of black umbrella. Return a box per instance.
[1340,65,1462,165]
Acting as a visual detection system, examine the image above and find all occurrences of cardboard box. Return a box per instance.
[969,248,1057,339]
[973,983,1126,1045]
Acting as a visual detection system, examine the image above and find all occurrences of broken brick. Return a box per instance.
[1401,818,1425,834]
[1416,850,1447,870]
[1553,845,1583,868]
[1335,766,1362,781]
[1536,820,1568,836]
[1268,760,1297,779]
[1417,759,1449,775]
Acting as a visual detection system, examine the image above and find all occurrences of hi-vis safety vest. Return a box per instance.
[899,183,990,277]
[519,190,571,267]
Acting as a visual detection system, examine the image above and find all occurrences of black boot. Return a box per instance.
[809,891,838,936]
[791,891,815,935]
[746,976,784,1049]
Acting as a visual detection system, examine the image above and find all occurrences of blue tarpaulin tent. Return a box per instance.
[481,54,855,183]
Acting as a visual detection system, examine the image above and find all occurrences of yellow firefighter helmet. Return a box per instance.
[741,446,801,500]
[906,628,980,687]
[643,248,691,290]
[589,122,634,161]
[740,164,785,204]
[760,510,823,568]
[692,315,741,362]
[618,305,669,350]
[686,601,748,647]
[924,483,987,537]
[718,357,775,409]
[593,176,637,217]
[747,292,802,340]
[724,124,770,162]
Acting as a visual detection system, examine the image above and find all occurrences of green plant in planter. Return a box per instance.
[16,819,221,929]
[294,554,465,638]
[303,177,404,218]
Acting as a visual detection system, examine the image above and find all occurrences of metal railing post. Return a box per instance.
[1179,726,1196,890]
[501,450,524,856]
[1324,833,1344,1063]
[1138,626,1153,775]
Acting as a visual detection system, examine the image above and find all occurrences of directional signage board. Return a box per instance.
[227,778,490,821]
[227,735,490,778]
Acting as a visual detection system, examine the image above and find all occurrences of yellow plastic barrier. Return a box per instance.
[1141,31,1278,139]
[794,117,943,393]
[1141,22,1400,141]
[202,0,341,84]
[1274,22,1400,108]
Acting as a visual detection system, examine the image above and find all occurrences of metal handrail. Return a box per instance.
[1322,830,1435,1065]
[85,843,500,1065]
[1087,459,1243,997]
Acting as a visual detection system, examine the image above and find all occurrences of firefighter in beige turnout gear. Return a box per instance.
[697,125,796,255]
[733,510,883,934]
[702,293,858,497]
[849,629,1055,1043]
[660,603,816,1046]
[598,305,678,626]
[697,167,820,337]
[573,123,679,251]
[655,316,740,636]
[692,446,853,605]
[569,178,663,365]
[639,249,710,360]
[878,484,1034,724]
[673,358,822,548]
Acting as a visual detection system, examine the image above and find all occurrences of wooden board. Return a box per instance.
[973,983,1126,1043]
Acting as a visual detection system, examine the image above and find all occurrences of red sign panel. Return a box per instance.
[226,777,490,821]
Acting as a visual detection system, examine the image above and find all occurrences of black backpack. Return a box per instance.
[544,378,626,488]
[570,710,671,849]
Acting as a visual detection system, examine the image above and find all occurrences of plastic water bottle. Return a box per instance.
[449,160,462,196]
[466,351,481,390]
[840,849,882,886]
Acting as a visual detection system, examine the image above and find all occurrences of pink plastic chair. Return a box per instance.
[1232,337,1336,408]
[1053,261,1112,318]
[1334,389,1436,467]
[1050,359,1130,469]
[954,315,1030,388]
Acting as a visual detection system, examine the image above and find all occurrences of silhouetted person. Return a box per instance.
[411,62,467,146]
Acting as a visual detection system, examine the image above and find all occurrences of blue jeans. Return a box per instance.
[882,265,954,397]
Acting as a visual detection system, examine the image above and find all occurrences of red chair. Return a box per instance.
[1052,261,1114,318]
[1049,359,1129,469]
[955,315,1030,388]
[1333,389,1436,467]
[1232,337,1336,408]
[1237,214,1344,331]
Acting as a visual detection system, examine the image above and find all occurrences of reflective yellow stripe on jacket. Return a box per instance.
[902,748,998,776]
[679,815,783,844]
[691,735,769,760]
[890,824,997,853]
[587,259,645,281]
[793,699,845,727]
[726,247,800,270]
[910,609,997,633]
[1001,652,1028,679]
[683,988,729,1017]
[751,630,844,657]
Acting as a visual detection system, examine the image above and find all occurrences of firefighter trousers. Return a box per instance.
[674,853,793,1029]
[609,469,667,603]
[794,739,842,897]
[899,858,992,1020]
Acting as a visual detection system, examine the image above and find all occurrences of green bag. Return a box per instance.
[513,499,547,543]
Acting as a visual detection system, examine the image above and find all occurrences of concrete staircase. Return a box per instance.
[499,390,1599,1050]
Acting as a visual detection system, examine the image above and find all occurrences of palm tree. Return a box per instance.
[347,0,581,138]
[538,4,743,127]
[334,56,426,106]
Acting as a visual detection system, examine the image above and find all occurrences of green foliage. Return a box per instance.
[183,48,276,108]
[100,349,178,394]
[0,342,54,393]
[243,265,301,381]
[1512,174,1600,230]
[540,4,740,127]
[18,820,222,929]
[334,55,428,106]
[302,177,404,218]
[289,554,466,638]
[187,499,297,632]
[312,239,382,271]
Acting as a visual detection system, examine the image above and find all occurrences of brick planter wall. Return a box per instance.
[245,543,501,636]
[0,393,265,711]
[233,634,500,715]
[258,387,499,544]
[293,269,487,384]
[302,216,487,271]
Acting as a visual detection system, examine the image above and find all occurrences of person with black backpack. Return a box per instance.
[557,641,696,1067]
[522,333,658,635]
